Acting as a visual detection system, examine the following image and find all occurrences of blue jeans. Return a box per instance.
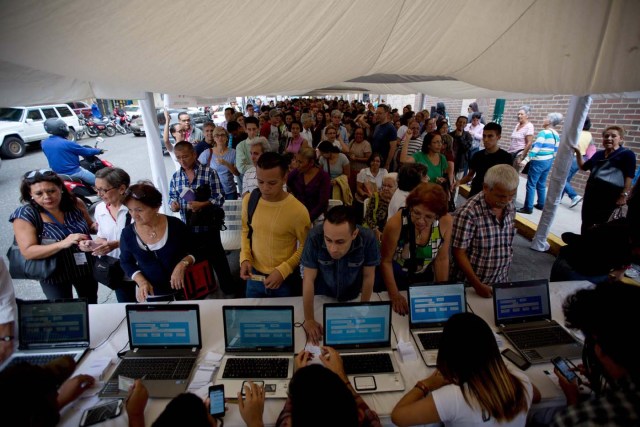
[524,158,553,210]
[562,158,579,200]
[245,268,295,298]
[70,167,96,186]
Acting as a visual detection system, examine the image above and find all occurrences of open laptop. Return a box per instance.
[99,304,202,398]
[323,301,405,393]
[0,299,90,371]
[215,306,295,399]
[408,283,466,366]
[493,279,582,364]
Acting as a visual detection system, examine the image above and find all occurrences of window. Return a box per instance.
[27,109,43,121]
[41,108,57,119]
[56,106,73,117]
[0,108,24,122]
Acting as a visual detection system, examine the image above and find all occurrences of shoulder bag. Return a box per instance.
[591,151,625,188]
[6,204,57,280]
[93,213,131,289]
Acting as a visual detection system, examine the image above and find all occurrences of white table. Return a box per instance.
[58,281,592,426]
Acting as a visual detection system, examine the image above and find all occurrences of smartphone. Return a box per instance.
[79,399,123,427]
[551,357,577,382]
[209,385,225,417]
[501,348,531,370]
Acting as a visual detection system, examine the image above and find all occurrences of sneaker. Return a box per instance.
[570,196,582,208]
[534,204,544,210]
[517,207,533,214]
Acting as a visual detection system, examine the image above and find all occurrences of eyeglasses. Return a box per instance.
[94,187,115,195]
[409,209,437,222]
[24,169,55,180]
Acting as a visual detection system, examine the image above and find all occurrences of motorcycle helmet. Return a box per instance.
[43,118,69,138]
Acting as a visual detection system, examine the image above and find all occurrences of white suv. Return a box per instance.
[0,104,82,158]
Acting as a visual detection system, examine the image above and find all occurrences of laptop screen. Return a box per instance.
[323,302,391,350]
[408,283,466,328]
[127,304,201,349]
[18,299,89,349]
[223,306,294,352]
[493,279,552,325]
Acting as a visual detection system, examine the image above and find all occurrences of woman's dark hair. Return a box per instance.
[169,123,181,134]
[95,167,131,189]
[20,170,78,212]
[397,163,427,192]
[152,393,211,427]
[123,180,163,208]
[289,365,358,426]
[420,132,441,154]
[405,182,448,217]
[366,152,382,167]
[317,140,340,154]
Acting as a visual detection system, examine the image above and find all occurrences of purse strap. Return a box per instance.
[26,203,45,243]
[132,224,158,259]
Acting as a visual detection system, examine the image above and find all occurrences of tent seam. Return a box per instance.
[587,0,613,92]
[366,0,407,77]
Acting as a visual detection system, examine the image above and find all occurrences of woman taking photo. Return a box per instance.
[392,312,540,426]
[79,167,136,302]
[10,169,98,303]
[575,125,636,233]
[198,127,239,200]
[119,181,196,302]
[380,183,452,315]
[287,147,331,223]
[324,124,350,154]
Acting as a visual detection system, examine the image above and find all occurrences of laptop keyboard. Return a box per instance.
[508,326,577,349]
[6,353,63,368]
[223,357,289,379]
[341,353,394,375]
[112,357,196,380]
[417,332,442,350]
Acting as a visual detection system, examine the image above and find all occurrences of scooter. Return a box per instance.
[60,138,113,215]
[85,116,116,137]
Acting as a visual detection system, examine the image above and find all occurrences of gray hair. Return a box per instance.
[95,167,130,188]
[250,136,270,153]
[484,164,519,191]
[384,172,398,185]
[300,113,310,124]
[547,112,563,127]
[519,105,531,115]
[331,109,343,119]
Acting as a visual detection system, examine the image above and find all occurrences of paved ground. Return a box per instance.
[4,134,578,303]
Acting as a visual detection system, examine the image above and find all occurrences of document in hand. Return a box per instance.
[180,187,196,201]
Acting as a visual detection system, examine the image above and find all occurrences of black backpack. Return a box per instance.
[247,188,261,250]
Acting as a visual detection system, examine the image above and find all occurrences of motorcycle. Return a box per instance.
[60,138,113,215]
[76,115,88,140]
[110,114,131,135]
[85,116,116,137]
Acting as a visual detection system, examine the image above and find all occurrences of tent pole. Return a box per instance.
[139,92,169,214]
[531,95,592,252]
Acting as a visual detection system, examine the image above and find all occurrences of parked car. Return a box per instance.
[0,104,82,158]
[210,105,226,125]
[66,101,92,118]
[124,105,142,120]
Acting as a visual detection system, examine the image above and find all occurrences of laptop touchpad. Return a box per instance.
[354,376,377,391]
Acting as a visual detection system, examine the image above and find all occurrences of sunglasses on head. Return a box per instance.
[124,188,146,200]
[24,169,56,180]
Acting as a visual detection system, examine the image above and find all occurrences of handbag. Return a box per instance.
[92,213,131,289]
[187,183,226,230]
[6,204,57,280]
[591,156,625,188]
[183,260,218,300]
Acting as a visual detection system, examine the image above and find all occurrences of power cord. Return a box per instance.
[90,315,127,351]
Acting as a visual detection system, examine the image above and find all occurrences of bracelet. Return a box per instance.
[0,336,14,342]
[414,381,430,397]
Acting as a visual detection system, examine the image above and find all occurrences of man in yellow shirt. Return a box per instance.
[240,152,311,297]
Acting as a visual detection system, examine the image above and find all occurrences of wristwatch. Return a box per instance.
[622,191,629,197]
[0,336,14,342]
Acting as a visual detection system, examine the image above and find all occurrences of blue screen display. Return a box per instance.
[209,388,224,415]
[20,301,88,344]
[324,304,389,346]
[225,309,293,349]
[409,285,465,324]
[128,309,200,346]
[495,282,550,322]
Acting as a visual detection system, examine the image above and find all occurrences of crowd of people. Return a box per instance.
[2,97,639,426]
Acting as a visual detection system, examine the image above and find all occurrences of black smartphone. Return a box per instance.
[551,357,578,382]
[79,399,123,427]
[209,384,225,417]
[501,348,531,370]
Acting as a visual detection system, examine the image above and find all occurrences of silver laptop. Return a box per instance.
[99,304,202,398]
[323,301,405,393]
[215,306,295,399]
[493,279,582,364]
[0,299,89,371]
[408,283,466,366]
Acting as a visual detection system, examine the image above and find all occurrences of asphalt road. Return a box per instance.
[1,132,177,303]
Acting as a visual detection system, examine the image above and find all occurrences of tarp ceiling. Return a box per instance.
[1,0,639,106]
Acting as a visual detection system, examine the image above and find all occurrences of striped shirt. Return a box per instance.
[452,192,515,285]
[528,129,559,161]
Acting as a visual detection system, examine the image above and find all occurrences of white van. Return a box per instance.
[0,104,82,158]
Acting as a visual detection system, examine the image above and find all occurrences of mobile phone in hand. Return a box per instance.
[209,384,225,417]
[551,356,577,382]
[501,348,531,370]
[79,399,123,427]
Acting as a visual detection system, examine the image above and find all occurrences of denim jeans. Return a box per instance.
[70,167,97,186]
[524,158,553,210]
[562,158,579,200]
[245,268,299,298]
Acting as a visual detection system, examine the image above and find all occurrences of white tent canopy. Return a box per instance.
[1,0,639,106]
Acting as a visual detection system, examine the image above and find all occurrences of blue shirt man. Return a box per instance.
[41,135,102,185]
[301,205,380,344]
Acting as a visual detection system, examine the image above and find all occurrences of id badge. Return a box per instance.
[73,252,88,265]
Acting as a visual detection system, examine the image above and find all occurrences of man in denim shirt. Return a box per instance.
[301,206,380,344]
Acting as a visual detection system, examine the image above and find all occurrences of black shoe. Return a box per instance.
[517,207,533,214]
[534,204,544,210]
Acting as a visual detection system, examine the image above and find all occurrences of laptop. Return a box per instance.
[0,299,90,371]
[493,279,582,364]
[215,306,295,399]
[323,301,405,393]
[99,304,202,398]
[408,283,466,366]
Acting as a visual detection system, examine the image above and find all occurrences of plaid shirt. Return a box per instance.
[452,191,515,284]
[169,161,223,233]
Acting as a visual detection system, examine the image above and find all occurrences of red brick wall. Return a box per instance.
[415,95,640,195]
